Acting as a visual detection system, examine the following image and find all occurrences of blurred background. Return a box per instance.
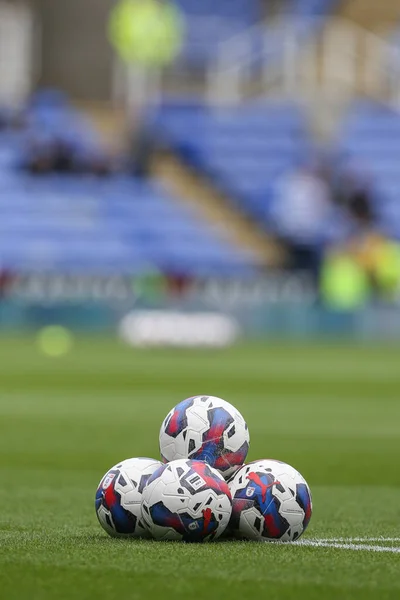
[2,0,400,344]
[2,7,400,588]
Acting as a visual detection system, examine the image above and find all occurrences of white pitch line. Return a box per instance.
[296,540,400,554]
[309,538,400,543]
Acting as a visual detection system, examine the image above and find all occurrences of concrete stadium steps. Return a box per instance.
[330,0,400,101]
[78,103,286,268]
[152,153,286,269]
[76,102,127,151]
[338,0,400,32]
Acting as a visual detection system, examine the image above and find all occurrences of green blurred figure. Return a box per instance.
[321,235,400,310]
[109,0,184,67]
[359,236,400,301]
[321,251,370,311]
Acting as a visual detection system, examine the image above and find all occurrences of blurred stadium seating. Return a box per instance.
[290,0,338,17]
[154,99,309,228]
[21,90,107,172]
[176,0,260,20]
[1,0,399,290]
[176,0,260,65]
[155,94,400,244]
[0,0,399,330]
[176,0,339,67]
[0,173,257,276]
[0,124,257,276]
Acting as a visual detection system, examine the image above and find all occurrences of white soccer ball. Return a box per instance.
[141,459,232,542]
[159,396,250,479]
[229,459,312,542]
[95,457,163,537]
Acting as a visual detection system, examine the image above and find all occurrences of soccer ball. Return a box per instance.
[95,457,163,537]
[229,459,312,542]
[159,396,249,478]
[141,459,232,542]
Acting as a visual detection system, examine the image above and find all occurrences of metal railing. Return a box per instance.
[205,17,400,107]
[113,16,400,109]
[4,8,395,111]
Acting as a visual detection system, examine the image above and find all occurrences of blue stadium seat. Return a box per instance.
[174,0,337,66]
[155,100,310,230]
[0,134,258,275]
[175,0,259,21]
[291,0,338,16]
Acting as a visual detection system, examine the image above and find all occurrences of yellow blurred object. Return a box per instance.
[352,233,385,271]
[37,326,74,358]
[321,251,370,310]
[352,234,400,298]
[374,240,400,297]
[108,0,184,66]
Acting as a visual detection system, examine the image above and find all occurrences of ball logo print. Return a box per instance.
[246,472,281,503]
[185,472,207,491]
[102,474,116,490]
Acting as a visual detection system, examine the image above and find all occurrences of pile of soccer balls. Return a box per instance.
[95,395,312,542]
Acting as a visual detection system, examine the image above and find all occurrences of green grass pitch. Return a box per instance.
[1,336,400,600]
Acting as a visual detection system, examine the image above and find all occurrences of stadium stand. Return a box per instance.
[0,129,257,275]
[0,0,342,277]
[154,99,310,229]
[175,0,261,65]
[20,89,108,174]
[176,0,259,20]
[290,0,338,17]
[177,0,338,66]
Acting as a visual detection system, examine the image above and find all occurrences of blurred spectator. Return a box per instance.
[21,90,112,176]
[333,164,377,232]
[321,248,370,310]
[126,125,155,178]
[321,233,400,309]
[271,162,333,278]
[317,159,399,309]
[351,233,400,301]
